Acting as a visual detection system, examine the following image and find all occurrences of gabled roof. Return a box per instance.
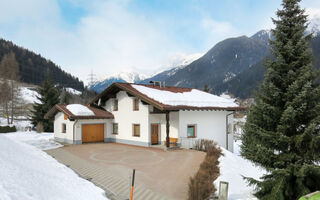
[44,104,114,120]
[88,82,243,111]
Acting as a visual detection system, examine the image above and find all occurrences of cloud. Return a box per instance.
[201,18,240,44]
[0,0,187,83]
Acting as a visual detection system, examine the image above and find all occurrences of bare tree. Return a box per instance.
[0,52,20,124]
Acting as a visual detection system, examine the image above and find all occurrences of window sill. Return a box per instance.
[112,133,118,135]
[133,135,140,137]
[187,136,196,138]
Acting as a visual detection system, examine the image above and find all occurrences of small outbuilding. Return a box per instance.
[45,104,114,144]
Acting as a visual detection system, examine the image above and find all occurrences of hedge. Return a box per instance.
[0,126,17,133]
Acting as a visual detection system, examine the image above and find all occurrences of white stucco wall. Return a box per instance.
[103,91,150,146]
[178,110,234,152]
[54,112,74,143]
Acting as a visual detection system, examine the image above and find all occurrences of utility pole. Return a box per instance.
[87,70,97,86]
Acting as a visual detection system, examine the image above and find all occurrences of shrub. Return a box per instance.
[188,139,222,200]
[36,122,44,133]
[0,126,17,133]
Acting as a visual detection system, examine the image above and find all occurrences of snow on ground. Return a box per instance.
[65,87,82,95]
[20,87,40,104]
[5,131,63,150]
[66,104,95,116]
[215,141,266,200]
[0,132,107,200]
[0,117,32,131]
[132,84,238,107]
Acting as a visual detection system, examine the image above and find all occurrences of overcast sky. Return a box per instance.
[1,0,320,83]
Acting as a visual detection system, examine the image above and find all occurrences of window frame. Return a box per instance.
[133,124,140,137]
[133,98,139,111]
[113,99,118,111]
[62,123,66,133]
[112,123,118,135]
[187,124,196,138]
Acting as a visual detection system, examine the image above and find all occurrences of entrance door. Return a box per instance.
[82,124,104,143]
[151,124,159,145]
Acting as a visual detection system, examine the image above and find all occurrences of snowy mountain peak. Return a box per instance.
[89,71,148,93]
[104,71,147,83]
[151,53,203,77]
[251,29,273,44]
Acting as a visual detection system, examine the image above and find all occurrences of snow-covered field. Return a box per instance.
[0,132,108,200]
[215,141,266,200]
[20,87,40,104]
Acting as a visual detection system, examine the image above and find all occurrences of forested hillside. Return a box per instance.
[0,39,84,91]
[215,34,320,98]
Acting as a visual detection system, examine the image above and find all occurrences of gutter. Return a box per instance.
[73,119,78,144]
[226,112,234,150]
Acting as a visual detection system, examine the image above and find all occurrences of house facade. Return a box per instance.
[46,83,242,152]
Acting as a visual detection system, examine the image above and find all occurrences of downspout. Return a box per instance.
[73,119,78,144]
[226,112,233,150]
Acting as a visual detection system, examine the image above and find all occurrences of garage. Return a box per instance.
[82,124,105,143]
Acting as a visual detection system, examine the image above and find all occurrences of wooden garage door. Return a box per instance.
[82,124,104,143]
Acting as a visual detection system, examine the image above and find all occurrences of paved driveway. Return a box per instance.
[46,143,205,200]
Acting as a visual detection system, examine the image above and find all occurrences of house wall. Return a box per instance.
[178,110,234,152]
[73,119,112,144]
[103,91,150,146]
[54,112,74,144]
[149,111,179,144]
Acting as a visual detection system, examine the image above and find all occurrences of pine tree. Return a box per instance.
[241,0,320,199]
[31,74,59,132]
[203,85,210,93]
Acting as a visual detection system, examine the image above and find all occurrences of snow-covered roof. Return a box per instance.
[132,84,238,108]
[90,82,242,111]
[45,104,114,119]
[66,104,94,116]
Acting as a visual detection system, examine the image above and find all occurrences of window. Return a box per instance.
[64,114,67,120]
[113,99,118,111]
[187,125,196,138]
[133,98,139,111]
[113,123,118,134]
[62,123,66,133]
[133,124,140,137]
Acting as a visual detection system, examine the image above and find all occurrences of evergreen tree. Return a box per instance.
[241,0,320,199]
[203,85,210,93]
[31,74,59,132]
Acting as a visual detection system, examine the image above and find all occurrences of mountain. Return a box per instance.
[140,53,203,84]
[0,38,84,91]
[162,34,270,90]
[90,71,147,93]
[90,53,202,92]
[215,33,320,98]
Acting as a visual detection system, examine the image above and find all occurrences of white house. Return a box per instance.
[45,82,242,152]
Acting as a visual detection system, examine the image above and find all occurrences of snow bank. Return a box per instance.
[66,87,82,95]
[0,134,107,200]
[0,117,32,131]
[215,142,266,200]
[132,85,238,108]
[20,87,40,104]
[66,104,94,116]
[5,132,62,150]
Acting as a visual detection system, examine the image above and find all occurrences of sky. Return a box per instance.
[1,0,320,84]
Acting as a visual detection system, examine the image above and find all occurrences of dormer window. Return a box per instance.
[113,99,118,111]
[133,98,139,111]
